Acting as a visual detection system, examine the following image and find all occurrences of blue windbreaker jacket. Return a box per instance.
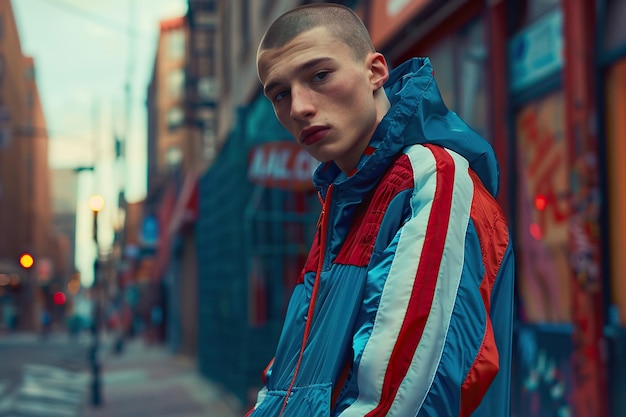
[246,58,515,417]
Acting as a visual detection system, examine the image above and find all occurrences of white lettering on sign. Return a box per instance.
[266,148,290,179]
[248,142,318,190]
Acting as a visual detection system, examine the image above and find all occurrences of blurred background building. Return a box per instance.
[0,0,73,333]
[2,0,626,416]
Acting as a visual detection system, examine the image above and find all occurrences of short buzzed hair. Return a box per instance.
[259,3,375,61]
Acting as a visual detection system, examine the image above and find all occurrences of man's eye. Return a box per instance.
[312,71,329,81]
[274,90,288,102]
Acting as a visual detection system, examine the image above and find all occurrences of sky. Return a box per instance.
[12,0,188,286]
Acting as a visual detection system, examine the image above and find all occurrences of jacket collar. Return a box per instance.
[313,58,500,198]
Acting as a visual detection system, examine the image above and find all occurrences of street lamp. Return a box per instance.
[88,194,104,406]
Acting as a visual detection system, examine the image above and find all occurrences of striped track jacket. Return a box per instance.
[246,57,515,417]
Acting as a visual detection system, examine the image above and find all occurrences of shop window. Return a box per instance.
[515,91,570,323]
[606,58,626,326]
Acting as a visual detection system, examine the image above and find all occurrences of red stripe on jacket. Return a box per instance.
[459,170,509,416]
[335,155,414,266]
[365,144,455,416]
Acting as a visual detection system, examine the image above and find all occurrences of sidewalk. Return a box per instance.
[84,337,244,417]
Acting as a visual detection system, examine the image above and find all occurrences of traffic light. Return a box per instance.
[19,253,34,269]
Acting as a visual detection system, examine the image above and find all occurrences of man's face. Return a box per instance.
[257,27,384,173]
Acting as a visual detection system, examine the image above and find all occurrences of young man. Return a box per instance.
[249,3,514,416]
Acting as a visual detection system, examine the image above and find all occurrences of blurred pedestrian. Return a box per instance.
[247,3,515,417]
[40,309,51,339]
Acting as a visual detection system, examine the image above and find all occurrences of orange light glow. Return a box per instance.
[19,253,34,269]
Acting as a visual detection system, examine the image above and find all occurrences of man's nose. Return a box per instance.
[290,85,315,120]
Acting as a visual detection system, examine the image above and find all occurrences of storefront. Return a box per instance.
[507,6,575,416]
[362,0,612,416]
[196,93,321,405]
[246,140,319,326]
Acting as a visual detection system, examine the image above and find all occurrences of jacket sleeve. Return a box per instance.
[336,144,513,417]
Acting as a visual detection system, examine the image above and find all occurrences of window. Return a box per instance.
[167,107,184,129]
[167,69,185,100]
[168,29,185,60]
[165,146,183,168]
[197,77,216,101]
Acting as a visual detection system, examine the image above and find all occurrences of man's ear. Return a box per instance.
[368,52,389,90]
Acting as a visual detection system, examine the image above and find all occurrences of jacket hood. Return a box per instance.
[313,57,500,197]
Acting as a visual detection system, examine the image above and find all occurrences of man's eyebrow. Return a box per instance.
[263,57,333,97]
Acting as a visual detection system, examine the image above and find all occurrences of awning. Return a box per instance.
[168,169,199,236]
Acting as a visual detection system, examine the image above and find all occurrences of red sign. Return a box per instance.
[248,142,318,191]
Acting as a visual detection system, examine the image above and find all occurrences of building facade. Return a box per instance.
[0,0,58,332]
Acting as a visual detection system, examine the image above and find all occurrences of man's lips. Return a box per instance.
[300,126,328,146]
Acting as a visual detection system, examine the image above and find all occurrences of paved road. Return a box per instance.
[0,331,91,416]
[0,331,244,417]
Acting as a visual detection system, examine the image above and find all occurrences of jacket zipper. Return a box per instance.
[279,185,333,416]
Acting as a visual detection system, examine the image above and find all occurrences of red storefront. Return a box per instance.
[359,0,613,416]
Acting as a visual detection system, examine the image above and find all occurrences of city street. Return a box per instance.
[0,331,244,417]
[0,331,90,416]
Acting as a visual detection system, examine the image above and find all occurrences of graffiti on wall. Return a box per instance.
[568,153,601,292]
[515,91,571,323]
